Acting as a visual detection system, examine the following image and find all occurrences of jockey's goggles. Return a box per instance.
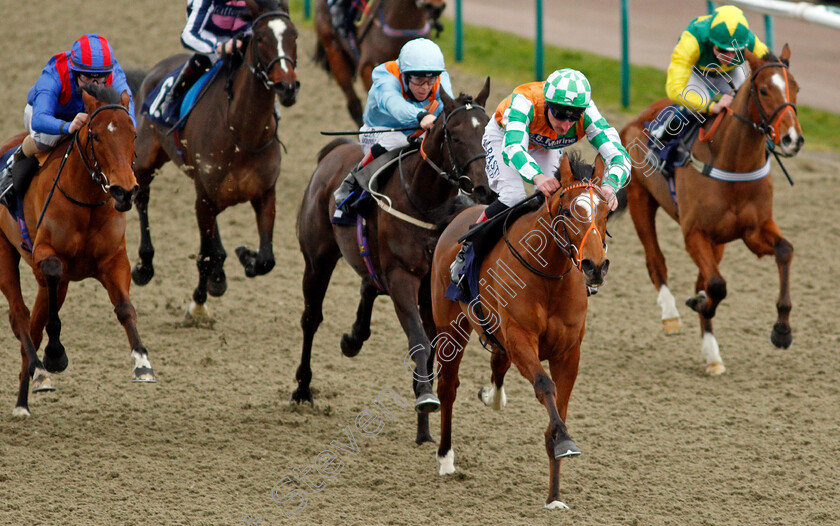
[547,102,585,122]
[77,71,110,80]
[406,71,440,85]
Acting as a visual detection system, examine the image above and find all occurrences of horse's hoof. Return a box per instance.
[11,406,30,418]
[235,246,258,278]
[131,262,154,286]
[705,362,726,376]
[43,349,69,373]
[771,323,793,349]
[415,432,436,446]
[290,388,314,406]
[30,369,55,393]
[340,333,362,357]
[554,437,581,459]
[478,385,506,410]
[662,317,682,335]
[207,274,227,297]
[437,449,455,475]
[132,367,158,383]
[185,301,213,326]
[545,500,570,510]
[415,392,440,414]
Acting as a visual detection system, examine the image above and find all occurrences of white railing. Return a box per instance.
[728,0,840,30]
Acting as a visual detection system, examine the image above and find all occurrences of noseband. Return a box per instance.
[503,181,606,279]
[418,102,488,194]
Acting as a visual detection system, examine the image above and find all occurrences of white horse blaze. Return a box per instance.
[470,116,481,128]
[657,285,680,320]
[268,20,290,73]
[437,449,455,475]
[107,122,116,133]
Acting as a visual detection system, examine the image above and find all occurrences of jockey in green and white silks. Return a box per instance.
[487,69,629,209]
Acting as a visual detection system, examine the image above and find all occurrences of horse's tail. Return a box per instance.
[317,138,355,164]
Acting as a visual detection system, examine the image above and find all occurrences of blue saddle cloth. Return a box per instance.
[332,189,375,226]
[141,60,223,130]
[444,243,481,304]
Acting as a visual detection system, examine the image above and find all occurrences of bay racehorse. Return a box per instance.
[314,0,446,126]
[131,0,299,322]
[293,82,494,444]
[0,85,154,417]
[430,153,613,508]
[619,45,803,375]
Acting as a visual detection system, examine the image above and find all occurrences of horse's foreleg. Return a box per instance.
[292,252,340,406]
[744,220,794,349]
[388,270,440,420]
[627,177,681,334]
[100,252,157,382]
[684,232,727,375]
[341,282,379,358]
[322,38,364,126]
[236,186,276,278]
[188,189,224,323]
[0,240,40,415]
[416,280,438,444]
[435,308,471,473]
[131,185,156,286]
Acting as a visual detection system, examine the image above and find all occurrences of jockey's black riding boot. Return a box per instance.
[333,145,385,222]
[161,55,207,116]
[0,146,38,211]
[329,0,348,37]
[449,200,510,286]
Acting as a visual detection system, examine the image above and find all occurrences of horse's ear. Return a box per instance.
[81,89,98,112]
[243,0,261,20]
[556,155,574,187]
[593,156,606,185]
[120,91,131,110]
[779,43,791,66]
[744,49,762,72]
[440,88,455,112]
[476,77,490,107]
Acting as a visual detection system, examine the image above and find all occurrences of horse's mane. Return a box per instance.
[454,93,475,105]
[550,151,594,182]
[81,84,123,105]
[254,0,285,13]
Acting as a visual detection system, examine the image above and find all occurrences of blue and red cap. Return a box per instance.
[69,34,114,75]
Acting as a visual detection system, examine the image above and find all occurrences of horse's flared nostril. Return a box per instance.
[782,135,792,147]
[600,259,610,279]
[796,136,805,150]
[581,259,596,277]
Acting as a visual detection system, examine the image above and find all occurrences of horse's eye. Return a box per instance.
[759,87,769,96]
[90,132,100,142]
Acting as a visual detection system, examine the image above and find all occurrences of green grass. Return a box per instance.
[288,1,839,151]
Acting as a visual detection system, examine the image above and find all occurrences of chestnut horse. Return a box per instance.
[293,83,494,444]
[430,153,612,508]
[131,0,299,322]
[314,0,446,126]
[620,46,803,375]
[0,86,153,417]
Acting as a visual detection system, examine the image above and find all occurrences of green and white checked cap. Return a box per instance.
[543,69,591,108]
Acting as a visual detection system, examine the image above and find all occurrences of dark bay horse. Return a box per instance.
[131,0,299,322]
[294,82,494,444]
[0,86,153,417]
[314,0,446,125]
[620,45,803,375]
[430,154,612,509]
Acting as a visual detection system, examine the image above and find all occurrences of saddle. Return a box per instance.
[141,57,223,130]
[644,107,703,179]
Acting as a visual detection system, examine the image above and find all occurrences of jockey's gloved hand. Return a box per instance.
[599,183,618,211]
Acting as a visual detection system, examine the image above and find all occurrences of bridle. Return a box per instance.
[417,101,488,194]
[224,10,296,154]
[503,181,606,279]
[730,61,797,148]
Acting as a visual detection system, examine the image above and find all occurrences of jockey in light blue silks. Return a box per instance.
[0,34,134,211]
[333,38,454,222]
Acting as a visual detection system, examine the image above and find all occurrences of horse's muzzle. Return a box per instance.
[275,80,300,107]
[581,258,609,287]
[110,185,139,212]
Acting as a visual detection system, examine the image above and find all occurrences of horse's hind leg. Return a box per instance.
[627,176,682,334]
[684,235,727,375]
[340,282,379,358]
[435,308,471,474]
[743,220,794,349]
[292,250,340,405]
[479,350,510,410]
[0,238,42,415]
[187,187,225,323]
[236,185,276,278]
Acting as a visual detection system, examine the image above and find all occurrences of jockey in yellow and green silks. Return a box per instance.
[667,5,769,116]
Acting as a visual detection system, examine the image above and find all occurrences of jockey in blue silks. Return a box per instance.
[0,34,134,211]
[332,38,453,222]
[161,0,252,115]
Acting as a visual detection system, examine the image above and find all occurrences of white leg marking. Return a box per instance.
[479,385,506,409]
[701,332,721,364]
[437,449,455,475]
[657,285,680,320]
[545,500,570,510]
[12,406,30,417]
[131,350,152,370]
[187,300,210,320]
